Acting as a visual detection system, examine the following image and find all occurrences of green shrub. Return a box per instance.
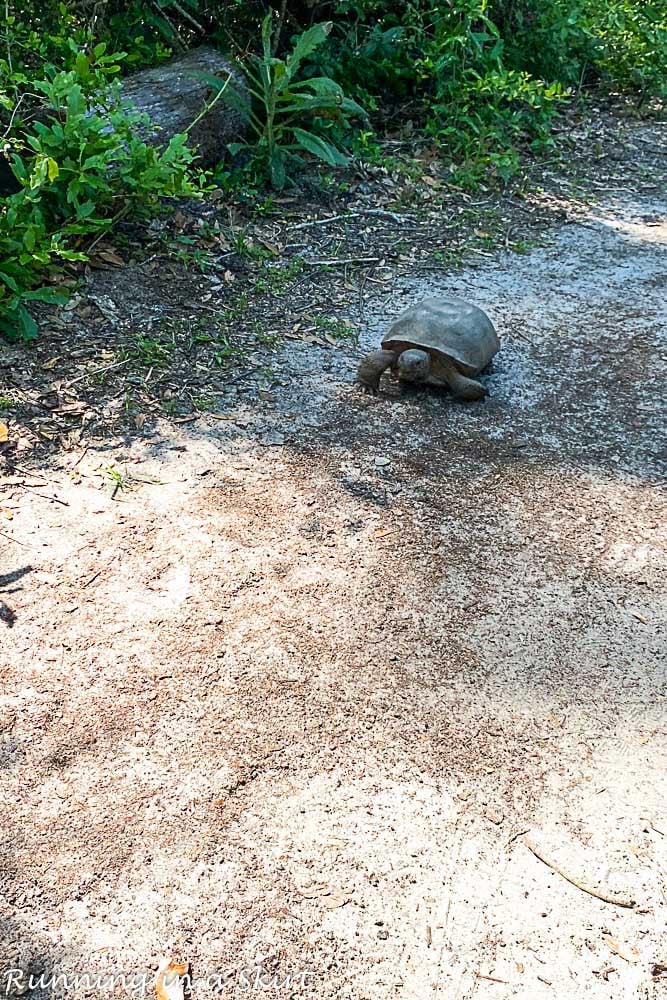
[495,0,667,99]
[1,0,665,340]
[312,0,665,180]
[308,1,567,177]
[422,2,566,176]
[0,46,198,341]
[589,0,667,99]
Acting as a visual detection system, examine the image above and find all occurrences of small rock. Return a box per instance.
[374,456,391,468]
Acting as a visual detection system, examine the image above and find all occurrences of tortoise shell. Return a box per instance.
[381,297,499,376]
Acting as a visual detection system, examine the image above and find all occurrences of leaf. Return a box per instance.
[341,94,369,118]
[47,157,59,182]
[279,94,343,115]
[292,129,348,167]
[322,889,348,909]
[21,287,69,304]
[261,12,273,66]
[293,76,344,96]
[0,304,38,342]
[289,81,367,120]
[97,249,125,266]
[269,150,287,189]
[297,883,331,899]
[0,271,19,293]
[285,22,332,80]
[602,934,639,963]
[297,882,348,908]
[0,422,8,443]
[66,84,84,118]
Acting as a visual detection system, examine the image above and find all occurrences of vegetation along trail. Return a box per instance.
[1,117,666,998]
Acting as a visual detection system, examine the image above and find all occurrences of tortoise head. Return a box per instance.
[397,348,430,382]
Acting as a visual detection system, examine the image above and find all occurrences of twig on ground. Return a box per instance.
[71,446,90,469]
[4,464,48,482]
[290,209,414,231]
[0,530,27,546]
[65,359,131,387]
[641,815,665,836]
[507,828,531,846]
[523,836,635,908]
[303,256,381,267]
[16,485,70,507]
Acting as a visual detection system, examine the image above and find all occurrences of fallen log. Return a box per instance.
[0,46,248,195]
[120,46,248,165]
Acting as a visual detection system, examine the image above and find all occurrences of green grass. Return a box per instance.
[101,464,128,494]
[191,394,215,411]
[315,315,358,342]
[119,336,174,367]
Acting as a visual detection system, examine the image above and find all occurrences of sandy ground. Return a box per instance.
[1,175,666,997]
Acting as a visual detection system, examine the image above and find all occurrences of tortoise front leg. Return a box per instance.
[438,357,488,401]
[356,349,397,394]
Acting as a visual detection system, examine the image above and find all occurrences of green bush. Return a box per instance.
[0,46,198,341]
[589,0,667,99]
[307,0,567,176]
[421,1,566,178]
[308,0,665,180]
[497,0,667,99]
[1,0,665,340]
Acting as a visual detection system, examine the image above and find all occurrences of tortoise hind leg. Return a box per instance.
[438,357,488,401]
[357,349,397,394]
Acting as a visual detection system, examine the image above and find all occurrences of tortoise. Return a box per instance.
[357,296,500,400]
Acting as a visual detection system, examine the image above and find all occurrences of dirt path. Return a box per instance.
[2,153,666,997]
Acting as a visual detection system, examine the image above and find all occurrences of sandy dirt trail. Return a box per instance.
[1,184,666,999]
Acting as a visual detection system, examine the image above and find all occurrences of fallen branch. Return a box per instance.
[290,209,413,231]
[524,836,635,909]
[475,972,510,984]
[66,359,131,387]
[0,530,27,546]
[17,486,70,507]
[303,256,381,267]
